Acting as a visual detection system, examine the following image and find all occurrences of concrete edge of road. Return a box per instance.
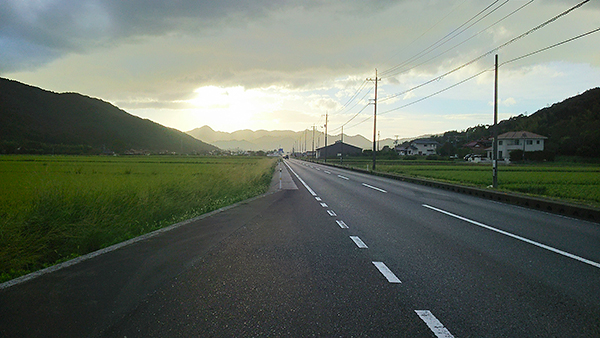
[305,160,600,224]
[0,189,280,291]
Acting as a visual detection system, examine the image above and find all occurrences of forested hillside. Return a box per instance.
[434,88,600,158]
[0,78,218,154]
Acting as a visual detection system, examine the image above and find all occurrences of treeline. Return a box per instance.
[432,88,600,158]
[0,140,97,155]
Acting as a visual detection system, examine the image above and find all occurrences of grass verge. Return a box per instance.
[0,155,276,283]
[318,159,600,208]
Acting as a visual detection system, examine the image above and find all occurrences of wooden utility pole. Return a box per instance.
[367,69,380,171]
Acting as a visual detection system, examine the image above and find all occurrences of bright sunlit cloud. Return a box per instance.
[2,0,599,139]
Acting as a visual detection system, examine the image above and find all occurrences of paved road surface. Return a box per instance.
[1,158,599,337]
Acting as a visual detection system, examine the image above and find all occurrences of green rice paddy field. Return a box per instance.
[0,155,276,282]
[342,160,600,207]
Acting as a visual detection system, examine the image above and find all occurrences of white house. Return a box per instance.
[395,139,439,156]
[487,131,547,160]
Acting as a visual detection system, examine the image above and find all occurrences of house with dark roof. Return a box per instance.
[487,131,547,160]
[463,138,492,154]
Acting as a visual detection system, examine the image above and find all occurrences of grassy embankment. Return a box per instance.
[323,158,600,208]
[0,155,276,283]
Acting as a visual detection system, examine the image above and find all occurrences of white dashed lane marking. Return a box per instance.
[362,183,387,193]
[336,220,349,229]
[320,203,328,208]
[415,310,455,338]
[337,175,349,180]
[327,210,337,217]
[350,236,368,248]
[372,262,401,283]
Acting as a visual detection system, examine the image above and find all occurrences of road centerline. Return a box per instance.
[350,236,368,248]
[372,262,402,283]
[336,220,349,229]
[415,310,455,338]
[422,204,600,269]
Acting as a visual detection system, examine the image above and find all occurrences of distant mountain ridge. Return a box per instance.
[0,78,217,154]
[187,125,415,151]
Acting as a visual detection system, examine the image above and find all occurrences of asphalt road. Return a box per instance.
[1,158,599,337]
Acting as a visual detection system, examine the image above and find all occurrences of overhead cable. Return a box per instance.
[379,0,590,103]
[383,0,535,79]
[380,0,505,77]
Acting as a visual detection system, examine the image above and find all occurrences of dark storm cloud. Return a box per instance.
[0,0,291,72]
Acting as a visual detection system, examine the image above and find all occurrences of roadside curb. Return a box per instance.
[308,160,600,224]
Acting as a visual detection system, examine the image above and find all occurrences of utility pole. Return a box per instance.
[340,126,344,165]
[492,54,499,188]
[377,131,380,152]
[312,125,315,159]
[324,112,328,162]
[304,129,307,156]
[367,69,380,171]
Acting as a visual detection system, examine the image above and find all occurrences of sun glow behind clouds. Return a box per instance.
[185,85,283,131]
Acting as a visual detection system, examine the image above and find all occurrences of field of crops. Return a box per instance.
[327,159,600,207]
[0,155,276,282]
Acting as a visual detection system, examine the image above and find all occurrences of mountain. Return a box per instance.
[433,87,600,157]
[187,125,411,151]
[0,78,218,154]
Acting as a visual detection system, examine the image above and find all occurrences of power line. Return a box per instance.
[329,80,368,116]
[381,25,600,116]
[381,69,492,116]
[379,0,591,103]
[382,0,534,79]
[329,103,371,134]
[380,0,505,77]
[379,0,470,67]
[346,25,599,129]
[501,26,600,66]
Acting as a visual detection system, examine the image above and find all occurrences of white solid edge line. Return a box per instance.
[422,204,600,269]
[362,183,387,193]
[284,161,317,196]
[372,261,402,283]
[0,190,267,290]
[350,236,368,248]
[415,310,455,338]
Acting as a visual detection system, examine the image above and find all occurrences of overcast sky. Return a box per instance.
[2,0,599,140]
